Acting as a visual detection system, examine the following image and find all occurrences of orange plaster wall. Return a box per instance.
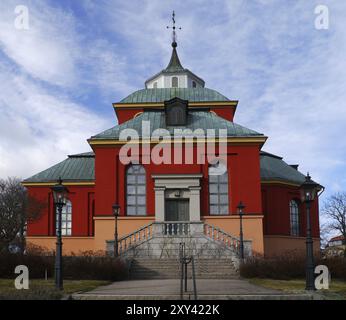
[264,235,320,257]
[26,237,96,255]
[27,217,154,255]
[202,215,264,255]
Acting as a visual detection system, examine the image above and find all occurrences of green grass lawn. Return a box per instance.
[249,278,346,300]
[0,279,111,300]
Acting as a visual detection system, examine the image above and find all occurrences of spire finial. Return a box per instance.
[166,10,181,48]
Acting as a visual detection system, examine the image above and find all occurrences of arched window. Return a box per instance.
[209,164,229,215]
[290,200,299,236]
[56,200,72,236]
[126,164,146,216]
[172,77,178,88]
[192,81,197,88]
[153,82,158,88]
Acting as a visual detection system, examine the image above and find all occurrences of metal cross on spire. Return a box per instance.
[166,11,181,47]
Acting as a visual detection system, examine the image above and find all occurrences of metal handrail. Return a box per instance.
[179,242,197,300]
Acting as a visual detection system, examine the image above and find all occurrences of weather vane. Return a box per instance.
[166,11,181,46]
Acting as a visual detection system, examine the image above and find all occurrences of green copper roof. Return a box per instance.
[23,152,95,183]
[23,150,310,185]
[91,111,263,140]
[120,88,229,103]
[260,151,306,184]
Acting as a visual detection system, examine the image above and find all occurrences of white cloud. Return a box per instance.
[0,0,78,86]
[0,61,111,179]
[0,0,134,180]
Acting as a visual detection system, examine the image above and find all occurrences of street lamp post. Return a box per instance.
[51,178,69,290]
[300,173,324,291]
[112,204,120,258]
[237,201,245,261]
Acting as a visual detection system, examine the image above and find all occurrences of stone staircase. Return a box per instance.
[129,258,239,280]
[106,221,252,280]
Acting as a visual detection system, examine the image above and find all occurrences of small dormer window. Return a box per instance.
[192,81,197,88]
[164,97,188,126]
[172,77,178,88]
[153,82,158,88]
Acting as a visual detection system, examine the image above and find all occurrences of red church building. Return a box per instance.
[23,37,321,260]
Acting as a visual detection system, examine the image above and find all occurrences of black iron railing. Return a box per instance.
[179,242,197,300]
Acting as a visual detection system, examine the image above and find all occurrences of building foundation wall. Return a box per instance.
[264,235,320,257]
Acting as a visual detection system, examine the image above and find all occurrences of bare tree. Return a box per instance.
[319,221,332,250]
[322,192,346,257]
[0,177,45,254]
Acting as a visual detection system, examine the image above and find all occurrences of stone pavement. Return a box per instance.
[72,279,315,300]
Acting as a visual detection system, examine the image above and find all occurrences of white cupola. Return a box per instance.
[145,12,205,89]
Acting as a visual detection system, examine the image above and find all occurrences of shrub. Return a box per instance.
[63,254,129,281]
[0,249,129,281]
[240,254,346,280]
[322,257,346,281]
[240,253,305,279]
[0,251,54,279]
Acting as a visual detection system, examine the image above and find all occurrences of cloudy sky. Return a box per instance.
[0,0,345,205]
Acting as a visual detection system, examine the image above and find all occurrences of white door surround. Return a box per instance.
[152,174,202,222]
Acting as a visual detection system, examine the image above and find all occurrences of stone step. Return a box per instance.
[131,259,236,263]
[130,267,237,272]
[131,269,236,273]
[131,258,236,260]
[131,268,235,272]
[131,260,236,265]
[131,263,234,269]
[130,274,239,280]
[130,256,239,280]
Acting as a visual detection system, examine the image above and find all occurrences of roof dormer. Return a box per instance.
[164,97,188,126]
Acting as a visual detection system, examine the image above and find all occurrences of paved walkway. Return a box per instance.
[73,279,314,300]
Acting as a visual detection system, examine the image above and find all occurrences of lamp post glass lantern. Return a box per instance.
[112,204,120,257]
[300,173,321,203]
[237,201,245,261]
[300,173,323,291]
[51,178,69,290]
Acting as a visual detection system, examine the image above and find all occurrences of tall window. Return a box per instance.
[153,82,158,88]
[290,200,300,236]
[56,200,72,236]
[192,81,197,88]
[126,165,146,215]
[209,165,229,215]
[172,77,178,88]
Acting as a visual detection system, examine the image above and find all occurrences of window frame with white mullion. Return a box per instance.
[126,164,146,216]
[171,76,178,88]
[56,199,72,236]
[289,199,300,236]
[208,167,229,215]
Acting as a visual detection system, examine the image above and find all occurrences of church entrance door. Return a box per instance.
[165,199,189,221]
[164,199,189,235]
